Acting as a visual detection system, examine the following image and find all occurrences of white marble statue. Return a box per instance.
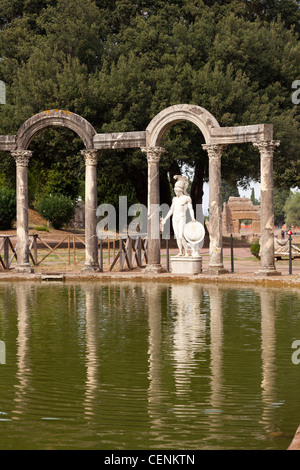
[162,175,196,256]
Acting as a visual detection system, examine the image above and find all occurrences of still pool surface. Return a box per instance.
[1,281,300,450]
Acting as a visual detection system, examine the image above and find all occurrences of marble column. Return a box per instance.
[253,141,281,276]
[202,144,228,274]
[11,150,33,273]
[141,146,165,273]
[81,150,101,272]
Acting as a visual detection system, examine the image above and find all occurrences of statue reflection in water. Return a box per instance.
[7,281,281,446]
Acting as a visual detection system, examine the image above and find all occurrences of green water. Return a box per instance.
[0,281,300,450]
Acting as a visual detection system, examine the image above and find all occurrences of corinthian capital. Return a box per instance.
[202,144,225,160]
[141,147,165,164]
[11,150,33,166]
[81,149,99,166]
[253,140,280,157]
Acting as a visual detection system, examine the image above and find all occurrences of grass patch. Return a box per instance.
[34,226,50,232]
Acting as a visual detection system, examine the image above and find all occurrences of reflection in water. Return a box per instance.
[0,340,5,364]
[258,288,277,432]
[146,283,225,443]
[13,285,31,420]
[2,281,299,449]
[171,285,205,395]
[207,286,224,425]
[146,284,164,434]
[84,285,99,420]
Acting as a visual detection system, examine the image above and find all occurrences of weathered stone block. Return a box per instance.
[171,256,202,274]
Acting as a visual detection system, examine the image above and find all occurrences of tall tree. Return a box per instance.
[250,187,260,205]
[284,191,300,227]
[274,187,291,226]
[243,0,300,31]
[221,180,239,206]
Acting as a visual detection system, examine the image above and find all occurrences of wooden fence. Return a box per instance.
[0,235,17,270]
[0,234,148,271]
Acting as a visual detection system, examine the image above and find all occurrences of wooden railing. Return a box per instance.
[0,235,17,270]
[103,236,148,271]
[0,234,148,271]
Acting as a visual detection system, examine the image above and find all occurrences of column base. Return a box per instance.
[81,264,102,273]
[145,264,165,274]
[255,267,281,276]
[14,264,34,274]
[206,265,229,275]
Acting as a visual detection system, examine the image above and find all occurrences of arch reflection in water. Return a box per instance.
[3,281,300,450]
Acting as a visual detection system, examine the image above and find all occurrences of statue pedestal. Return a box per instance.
[171,256,202,275]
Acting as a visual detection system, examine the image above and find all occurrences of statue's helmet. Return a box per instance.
[174,175,189,195]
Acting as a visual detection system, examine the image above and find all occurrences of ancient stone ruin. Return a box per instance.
[222,197,260,239]
[0,104,281,275]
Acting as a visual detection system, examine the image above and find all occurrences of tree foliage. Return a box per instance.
[221,180,239,206]
[284,191,300,228]
[0,187,16,229]
[250,187,260,205]
[274,187,290,226]
[0,0,300,207]
[37,193,75,229]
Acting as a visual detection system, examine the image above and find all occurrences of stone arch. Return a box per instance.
[144,104,280,276]
[0,103,280,276]
[16,109,97,150]
[146,104,220,147]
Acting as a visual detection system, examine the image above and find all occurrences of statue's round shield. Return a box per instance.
[184,221,205,245]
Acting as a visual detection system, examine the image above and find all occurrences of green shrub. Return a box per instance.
[0,187,16,230]
[250,239,260,259]
[34,226,50,232]
[37,194,75,230]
